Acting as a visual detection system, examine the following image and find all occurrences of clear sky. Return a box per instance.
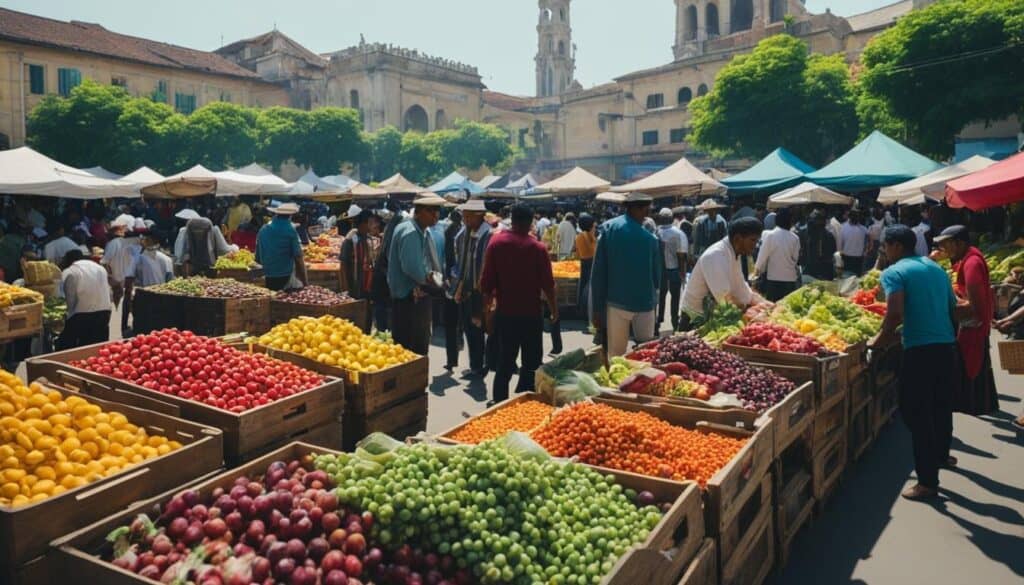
[5,0,897,95]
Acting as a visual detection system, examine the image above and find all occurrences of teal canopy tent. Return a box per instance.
[721,147,815,195]
[804,131,943,191]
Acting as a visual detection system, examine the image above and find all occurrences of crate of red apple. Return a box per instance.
[270,286,368,331]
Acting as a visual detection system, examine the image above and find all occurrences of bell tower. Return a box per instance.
[535,0,575,97]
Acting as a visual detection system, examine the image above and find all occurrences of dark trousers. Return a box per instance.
[372,299,389,332]
[763,280,798,302]
[546,306,562,354]
[459,301,487,371]
[121,280,134,332]
[265,275,291,291]
[658,268,682,332]
[494,313,543,402]
[578,258,593,317]
[443,299,461,367]
[899,343,958,489]
[841,254,864,276]
[391,296,432,356]
[57,311,111,350]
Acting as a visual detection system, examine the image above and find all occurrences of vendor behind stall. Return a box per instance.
[681,217,766,330]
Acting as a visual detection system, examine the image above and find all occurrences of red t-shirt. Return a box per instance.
[231,230,257,252]
[480,229,554,316]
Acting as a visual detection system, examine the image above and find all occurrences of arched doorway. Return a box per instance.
[403,105,429,133]
[730,0,753,33]
[706,3,720,37]
[684,5,699,41]
[697,83,709,96]
[770,0,786,22]
[678,87,693,105]
[435,109,448,130]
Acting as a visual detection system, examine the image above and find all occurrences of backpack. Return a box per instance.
[186,218,214,273]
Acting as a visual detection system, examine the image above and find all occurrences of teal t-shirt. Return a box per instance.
[880,256,956,349]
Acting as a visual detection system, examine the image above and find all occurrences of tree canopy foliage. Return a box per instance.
[689,34,858,167]
[859,0,1024,157]
[27,80,515,182]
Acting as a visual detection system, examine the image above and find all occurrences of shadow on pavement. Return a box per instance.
[767,421,913,585]
[950,436,997,459]
[931,496,1024,577]
[997,393,1020,403]
[947,465,1024,503]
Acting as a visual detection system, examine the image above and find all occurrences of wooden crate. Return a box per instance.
[849,397,874,462]
[307,266,342,292]
[130,288,184,334]
[0,300,42,341]
[716,474,772,569]
[181,295,271,336]
[212,267,265,286]
[255,343,428,416]
[811,394,848,454]
[847,371,871,416]
[719,485,774,585]
[723,344,846,412]
[774,466,813,570]
[841,341,867,383]
[676,539,718,585]
[343,392,428,450]
[24,342,344,462]
[745,362,815,458]
[0,382,222,582]
[269,298,368,331]
[555,276,579,307]
[438,393,555,442]
[812,430,847,504]
[872,383,900,436]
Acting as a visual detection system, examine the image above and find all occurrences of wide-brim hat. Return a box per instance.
[269,202,301,215]
[110,213,135,229]
[344,204,363,219]
[412,193,447,207]
[696,198,726,211]
[622,192,653,203]
[457,198,487,213]
[175,209,200,221]
[657,207,673,219]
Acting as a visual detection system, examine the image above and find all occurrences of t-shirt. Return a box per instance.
[480,230,554,317]
[683,237,753,314]
[62,259,112,316]
[881,256,956,349]
[591,215,661,314]
[839,222,869,257]
[255,216,302,278]
[101,236,141,284]
[657,225,688,271]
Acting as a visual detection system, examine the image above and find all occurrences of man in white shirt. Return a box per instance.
[912,211,931,257]
[535,213,552,240]
[131,235,174,288]
[101,214,141,334]
[755,209,801,301]
[838,210,870,275]
[556,213,577,259]
[681,217,765,330]
[43,225,88,265]
[656,208,689,332]
[58,250,112,350]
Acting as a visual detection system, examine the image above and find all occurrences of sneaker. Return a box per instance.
[901,483,938,500]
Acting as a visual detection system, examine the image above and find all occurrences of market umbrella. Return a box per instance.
[877,155,996,205]
[140,164,219,198]
[946,150,1024,211]
[0,146,135,198]
[426,171,484,195]
[321,174,387,200]
[284,169,347,197]
[81,166,123,180]
[721,147,815,194]
[611,156,723,197]
[535,166,610,196]
[767,181,855,209]
[804,130,944,190]
[377,173,426,195]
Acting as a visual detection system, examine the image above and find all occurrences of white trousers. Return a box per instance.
[606,305,656,358]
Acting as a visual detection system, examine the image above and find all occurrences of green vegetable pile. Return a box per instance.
[986,246,1024,282]
[315,435,663,585]
[695,302,743,346]
[860,269,881,291]
[42,297,66,324]
[776,285,883,344]
[594,356,640,387]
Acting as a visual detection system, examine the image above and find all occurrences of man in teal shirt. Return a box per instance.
[590,192,661,357]
[256,203,307,291]
[387,194,446,355]
[871,224,958,501]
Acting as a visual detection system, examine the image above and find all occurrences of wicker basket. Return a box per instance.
[998,340,1024,375]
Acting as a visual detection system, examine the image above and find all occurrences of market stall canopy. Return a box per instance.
[0,146,135,198]
[506,174,537,192]
[322,174,387,199]
[946,150,1024,211]
[877,155,996,205]
[377,173,426,195]
[81,166,123,180]
[140,165,221,198]
[215,165,289,195]
[535,166,610,196]
[595,191,625,204]
[804,130,943,190]
[426,171,484,195]
[283,169,347,197]
[611,156,724,197]
[120,166,165,192]
[721,148,815,194]
[766,181,854,209]
[477,175,505,189]
[708,168,733,181]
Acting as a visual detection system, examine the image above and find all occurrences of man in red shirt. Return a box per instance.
[480,205,559,403]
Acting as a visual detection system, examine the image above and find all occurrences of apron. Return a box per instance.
[953,248,993,380]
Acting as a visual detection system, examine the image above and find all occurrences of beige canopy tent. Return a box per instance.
[612,157,724,197]
[0,147,135,198]
[535,166,611,196]
[876,155,995,206]
[377,173,426,195]
[595,191,625,204]
[320,174,387,200]
[140,165,219,198]
[141,164,290,197]
[767,181,854,209]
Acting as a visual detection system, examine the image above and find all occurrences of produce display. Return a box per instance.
[316,437,666,584]
[72,329,324,413]
[850,287,887,316]
[43,296,67,324]
[695,302,744,346]
[983,244,1024,283]
[256,315,418,372]
[726,322,837,356]
[0,370,182,507]
[637,335,797,412]
[859,269,881,291]
[550,260,581,279]
[276,286,353,307]
[593,356,648,387]
[149,277,273,299]
[446,399,555,443]
[532,401,746,485]
[213,249,258,270]
[773,285,882,345]
[0,281,44,308]
[303,236,341,266]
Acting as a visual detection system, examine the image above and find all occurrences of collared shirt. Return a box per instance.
[255,216,302,278]
[658,224,689,271]
[480,229,554,316]
[62,259,111,316]
[131,250,174,287]
[693,214,727,255]
[455,221,492,294]
[756,227,800,282]
[44,237,87,265]
[838,221,869,257]
[881,256,956,349]
[591,214,662,315]
[556,220,576,259]
[683,237,753,314]
[388,220,432,299]
[101,236,141,284]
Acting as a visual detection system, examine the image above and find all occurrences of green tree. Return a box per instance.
[364,125,403,182]
[860,0,1024,157]
[441,120,515,172]
[114,98,186,174]
[296,107,369,175]
[27,79,131,169]
[689,34,858,166]
[854,90,908,142]
[256,107,309,172]
[183,102,258,169]
[398,131,439,184]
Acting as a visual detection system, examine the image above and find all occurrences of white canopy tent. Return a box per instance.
[81,166,123,180]
[321,174,387,199]
[876,155,995,206]
[612,157,725,197]
[767,181,854,209]
[534,166,610,196]
[0,147,135,198]
[595,192,626,204]
[283,169,347,197]
[141,164,289,197]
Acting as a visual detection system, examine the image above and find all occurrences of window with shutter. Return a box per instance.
[28,65,44,94]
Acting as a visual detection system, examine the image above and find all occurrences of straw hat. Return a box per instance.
[696,198,726,211]
[622,192,653,203]
[110,213,135,229]
[412,193,447,207]
[268,202,301,215]
[344,204,363,219]
[457,198,487,213]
